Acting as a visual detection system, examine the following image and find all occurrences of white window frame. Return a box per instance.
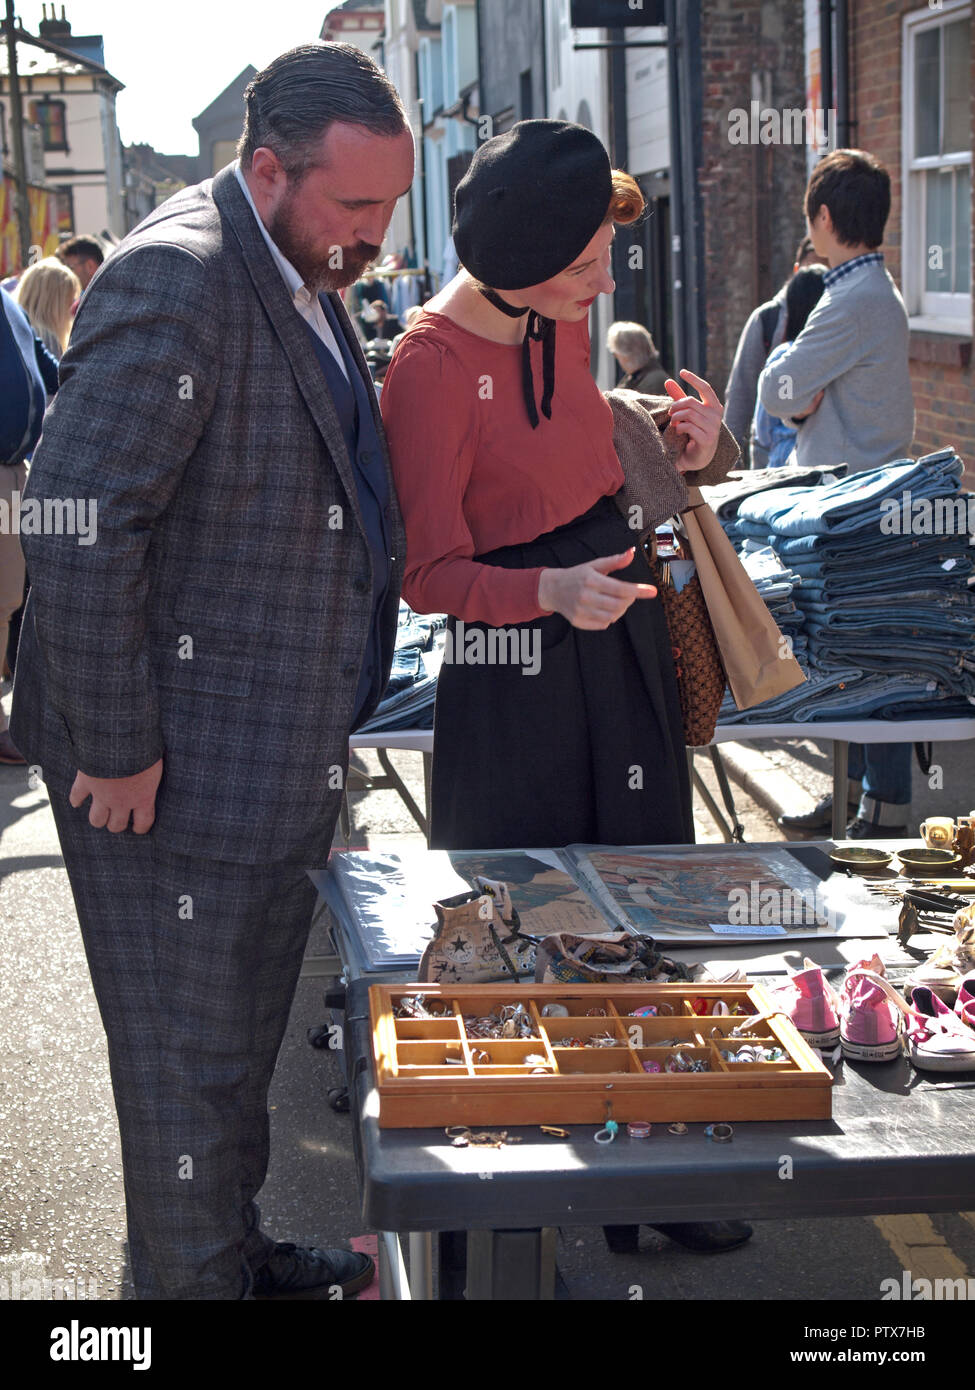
[902,0,972,334]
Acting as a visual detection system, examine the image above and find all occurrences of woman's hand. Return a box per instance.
[664,369,723,473]
[538,549,657,630]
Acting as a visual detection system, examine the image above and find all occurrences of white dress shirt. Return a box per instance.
[234,162,349,380]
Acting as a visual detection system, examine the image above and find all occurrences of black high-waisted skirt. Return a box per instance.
[429,494,694,851]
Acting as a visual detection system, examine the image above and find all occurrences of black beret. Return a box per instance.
[452,119,613,290]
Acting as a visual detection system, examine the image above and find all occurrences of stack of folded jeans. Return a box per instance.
[718,448,975,725]
[356,602,447,732]
[738,541,807,663]
[705,462,849,539]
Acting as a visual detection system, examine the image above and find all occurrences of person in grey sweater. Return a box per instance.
[757,152,915,475]
[724,235,825,466]
[771,149,916,840]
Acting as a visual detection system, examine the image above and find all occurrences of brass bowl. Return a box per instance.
[896,848,962,876]
[829,846,893,875]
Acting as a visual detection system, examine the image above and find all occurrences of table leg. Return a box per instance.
[466,1228,557,1300]
[832,739,849,840]
[408,1232,433,1299]
[423,751,433,847]
[377,1231,412,1300]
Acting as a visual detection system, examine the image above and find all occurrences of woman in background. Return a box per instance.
[15,256,81,360]
[751,265,827,467]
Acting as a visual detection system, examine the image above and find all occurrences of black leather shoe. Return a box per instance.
[251,1243,375,1300]
[778,794,857,833]
[650,1220,753,1253]
[604,1221,753,1254]
[846,816,908,840]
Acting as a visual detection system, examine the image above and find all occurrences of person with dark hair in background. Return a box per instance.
[750,264,827,467]
[11,41,414,1300]
[56,235,105,293]
[763,149,916,840]
[724,235,828,466]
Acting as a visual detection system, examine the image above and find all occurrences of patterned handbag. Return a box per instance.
[646,525,727,747]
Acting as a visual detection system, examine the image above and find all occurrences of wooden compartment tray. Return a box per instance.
[369,982,833,1127]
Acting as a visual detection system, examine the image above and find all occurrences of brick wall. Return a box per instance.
[699,0,808,399]
[849,0,974,480]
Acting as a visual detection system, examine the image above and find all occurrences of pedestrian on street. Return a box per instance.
[0,286,59,763]
[724,234,827,466]
[607,319,667,394]
[380,118,748,1258]
[750,264,827,467]
[763,149,917,838]
[11,40,414,1300]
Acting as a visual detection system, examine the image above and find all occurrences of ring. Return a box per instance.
[594,1120,618,1144]
[667,1122,688,1135]
[704,1123,734,1143]
[627,1121,652,1139]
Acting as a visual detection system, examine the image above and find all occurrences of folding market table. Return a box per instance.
[348,718,975,842]
[316,838,975,1300]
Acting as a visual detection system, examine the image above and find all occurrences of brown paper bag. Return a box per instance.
[682,486,805,710]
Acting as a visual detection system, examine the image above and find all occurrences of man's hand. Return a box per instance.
[69,758,164,834]
[792,388,825,422]
[663,369,724,473]
[538,550,657,630]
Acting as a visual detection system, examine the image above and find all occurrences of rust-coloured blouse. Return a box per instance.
[379,308,626,626]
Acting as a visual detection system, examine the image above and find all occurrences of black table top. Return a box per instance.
[345,977,975,1232]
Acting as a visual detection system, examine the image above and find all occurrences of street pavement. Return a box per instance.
[3,680,975,1302]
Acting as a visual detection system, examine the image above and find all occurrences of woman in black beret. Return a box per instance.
[380,123,748,1255]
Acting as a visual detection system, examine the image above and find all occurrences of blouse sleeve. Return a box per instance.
[380,331,549,625]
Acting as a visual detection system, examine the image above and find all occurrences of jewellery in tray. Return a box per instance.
[629,1002,674,1016]
[667,1122,688,1135]
[464,1005,538,1040]
[719,1045,786,1063]
[642,1060,662,1073]
[524,1053,549,1067]
[665,1048,710,1073]
[585,1007,607,1017]
[627,1121,652,1138]
[586,1031,620,1048]
[560,1036,585,1048]
[541,1003,569,1018]
[471,1048,491,1066]
[704,1123,734,1143]
[394,994,449,1019]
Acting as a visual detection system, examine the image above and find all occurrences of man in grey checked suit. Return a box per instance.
[10,43,414,1299]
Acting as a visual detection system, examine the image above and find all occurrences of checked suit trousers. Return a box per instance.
[48,784,321,1299]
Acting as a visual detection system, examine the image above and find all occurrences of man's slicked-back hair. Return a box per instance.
[237,41,409,178]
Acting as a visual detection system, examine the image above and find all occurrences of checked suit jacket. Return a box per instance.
[11,163,407,865]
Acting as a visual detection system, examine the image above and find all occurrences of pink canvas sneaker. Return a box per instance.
[844,971,975,1072]
[770,958,840,1048]
[954,972,975,1030]
[839,960,902,1062]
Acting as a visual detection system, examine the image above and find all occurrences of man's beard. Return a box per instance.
[268,190,381,292]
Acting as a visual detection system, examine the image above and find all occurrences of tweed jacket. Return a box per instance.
[606,388,741,539]
[10,164,406,864]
